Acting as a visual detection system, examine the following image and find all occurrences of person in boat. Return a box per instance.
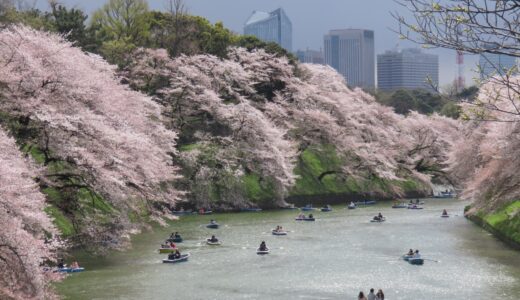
[209,235,218,242]
[350,201,355,206]
[308,214,314,219]
[414,249,421,258]
[367,288,376,300]
[378,212,383,219]
[407,249,414,256]
[409,199,414,204]
[259,241,268,251]
[210,219,216,224]
[169,242,176,248]
[172,249,181,259]
[376,289,385,300]
[70,261,80,269]
[57,258,65,269]
[442,209,448,216]
[415,198,420,204]
[358,291,367,300]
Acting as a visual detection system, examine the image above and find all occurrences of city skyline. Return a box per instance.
[34,0,480,86]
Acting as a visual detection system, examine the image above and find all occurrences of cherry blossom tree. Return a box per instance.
[0,127,58,300]
[0,26,180,248]
[126,47,461,203]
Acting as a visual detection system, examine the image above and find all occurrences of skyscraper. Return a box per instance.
[324,29,375,89]
[479,53,518,80]
[377,48,439,92]
[244,8,292,51]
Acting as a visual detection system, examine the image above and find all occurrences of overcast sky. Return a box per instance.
[34,0,480,86]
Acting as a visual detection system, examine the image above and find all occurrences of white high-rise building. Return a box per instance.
[377,48,439,92]
[244,8,292,51]
[324,29,375,89]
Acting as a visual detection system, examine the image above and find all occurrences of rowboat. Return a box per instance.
[441,214,450,218]
[57,267,85,273]
[162,253,190,263]
[370,218,386,223]
[321,206,332,212]
[257,248,270,255]
[347,204,356,209]
[206,223,219,229]
[300,205,315,211]
[272,230,288,236]
[167,236,183,243]
[295,217,315,221]
[407,205,423,210]
[408,258,424,265]
[206,239,221,245]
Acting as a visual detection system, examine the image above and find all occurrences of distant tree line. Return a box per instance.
[0,0,295,66]
[375,86,479,119]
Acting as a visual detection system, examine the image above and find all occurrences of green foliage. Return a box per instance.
[234,35,297,63]
[242,174,276,202]
[376,88,461,119]
[91,0,150,65]
[50,3,88,46]
[44,205,75,237]
[440,101,462,119]
[482,201,520,244]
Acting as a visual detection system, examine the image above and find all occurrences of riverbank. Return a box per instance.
[465,201,520,250]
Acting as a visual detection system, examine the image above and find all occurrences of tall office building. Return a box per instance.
[324,29,375,89]
[377,48,439,92]
[479,53,517,80]
[244,8,292,51]
[296,49,324,65]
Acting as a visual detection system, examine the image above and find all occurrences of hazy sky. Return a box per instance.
[34,0,479,86]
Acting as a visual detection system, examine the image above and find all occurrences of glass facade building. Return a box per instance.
[377,48,439,92]
[244,8,292,51]
[324,29,375,89]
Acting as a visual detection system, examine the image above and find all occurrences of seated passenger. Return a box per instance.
[378,213,383,219]
[174,249,181,259]
[407,249,414,256]
[210,235,218,242]
[442,209,448,215]
[414,249,421,258]
[259,241,267,251]
[71,261,80,269]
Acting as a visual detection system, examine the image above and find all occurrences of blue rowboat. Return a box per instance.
[408,258,424,265]
[301,205,315,211]
[57,267,84,273]
[167,236,183,243]
[206,223,219,229]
